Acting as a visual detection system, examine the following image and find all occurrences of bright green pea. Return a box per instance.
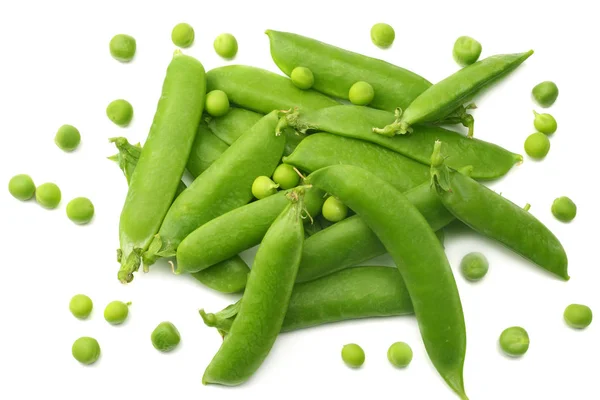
[564,304,592,329]
[106,99,133,127]
[524,132,550,159]
[533,111,557,135]
[54,124,81,152]
[341,343,365,368]
[552,196,577,222]
[349,81,375,106]
[453,36,482,66]
[66,197,95,225]
[151,321,181,352]
[69,294,93,319]
[205,90,230,117]
[272,164,300,190]
[252,176,279,200]
[322,196,348,222]
[291,67,314,90]
[8,174,35,201]
[72,337,101,365]
[387,342,413,368]
[499,326,529,357]
[171,23,194,48]
[104,300,130,325]
[36,183,61,209]
[213,33,238,59]
[370,23,395,48]
[460,252,489,281]
[109,34,136,62]
[532,81,559,108]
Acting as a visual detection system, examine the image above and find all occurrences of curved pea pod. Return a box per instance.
[281,105,521,180]
[266,30,431,111]
[207,108,263,145]
[191,256,249,294]
[117,52,206,284]
[306,165,468,400]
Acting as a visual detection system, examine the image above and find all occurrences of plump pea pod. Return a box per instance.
[202,189,305,386]
[280,105,521,180]
[117,52,206,284]
[176,187,324,274]
[306,165,468,400]
[266,30,431,111]
[431,141,569,280]
[207,108,263,145]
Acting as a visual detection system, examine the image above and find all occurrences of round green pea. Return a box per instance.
[72,337,101,365]
[564,304,592,329]
[8,174,35,201]
[349,81,375,106]
[370,23,395,48]
[35,183,61,209]
[387,342,413,368]
[205,90,230,117]
[453,36,482,66]
[109,34,136,62]
[252,176,279,200]
[533,111,557,135]
[551,196,577,222]
[213,33,238,59]
[104,301,130,325]
[322,196,348,222]
[54,124,81,152]
[151,321,181,352]
[106,99,133,127]
[291,67,315,90]
[532,81,558,108]
[524,132,550,159]
[272,164,300,190]
[460,252,489,281]
[66,197,95,225]
[499,326,529,357]
[171,23,194,48]
[69,294,93,319]
[341,343,365,368]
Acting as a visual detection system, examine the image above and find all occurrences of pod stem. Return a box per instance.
[117,249,143,284]
[278,108,315,135]
[199,301,240,335]
[430,140,452,193]
[372,107,411,136]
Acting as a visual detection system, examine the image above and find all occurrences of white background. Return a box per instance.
[0,0,598,399]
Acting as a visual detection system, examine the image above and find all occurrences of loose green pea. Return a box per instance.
[551,196,577,222]
[69,294,93,319]
[341,343,365,368]
[35,183,61,209]
[533,111,557,135]
[213,33,238,59]
[524,132,550,159]
[151,321,181,352]
[106,99,133,127]
[453,36,482,66]
[532,81,558,107]
[499,326,529,357]
[460,252,489,281]
[349,81,375,106]
[272,164,300,190]
[370,23,395,48]
[291,67,315,90]
[171,23,194,48]
[54,124,81,152]
[387,342,413,368]
[564,304,592,329]
[72,337,101,365]
[8,174,35,201]
[104,301,130,325]
[251,176,279,200]
[66,197,95,225]
[205,90,230,117]
[109,34,136,62]
[322,196,348,222]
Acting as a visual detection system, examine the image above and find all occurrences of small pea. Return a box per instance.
[106,99,133,127]
[564,304,592,329]
[69,294,93,319]
[387,342,413,368]
[551,196,577,222]
[370,23,395,48]
[171,23,194,48]
[252,176,279,200]
[151,321,181,352]
[524,132,550,159]
[35,183,61,209]
[532,81,559,108]
[460,252,489,281]
[104,300,130,325]
[453,36,482,66]
[72,337,101,365]
[532,111,557,135]
[205,90,230,117]
[499,326,529,357]
[54,124,81,152]
[322,196,348,222]
[66,197,95,225]
[291,67,315,90]
[349,81,375,106]
[8,174,35,201]
[341,343,365,368]
[272,164,300,190]
[109,34,136,62]
[213,33,238,59]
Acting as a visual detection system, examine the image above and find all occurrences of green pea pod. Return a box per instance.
[207,108,263,145]
[191,256,249,294]
[117,52,206,284]
[280,105,521,180]
[306,165,468,400]
[266,30,431,111]
[431,141,569,280]
[186,121,230,178]
[202,189,305,386]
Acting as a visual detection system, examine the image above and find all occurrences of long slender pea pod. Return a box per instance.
[306,165,468,400]
[431,141,569,280]
[207,108,263,145]
[280,105,521,180]
[266,30,431,111]
[202,189,305,386]
[117,52,206,284]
